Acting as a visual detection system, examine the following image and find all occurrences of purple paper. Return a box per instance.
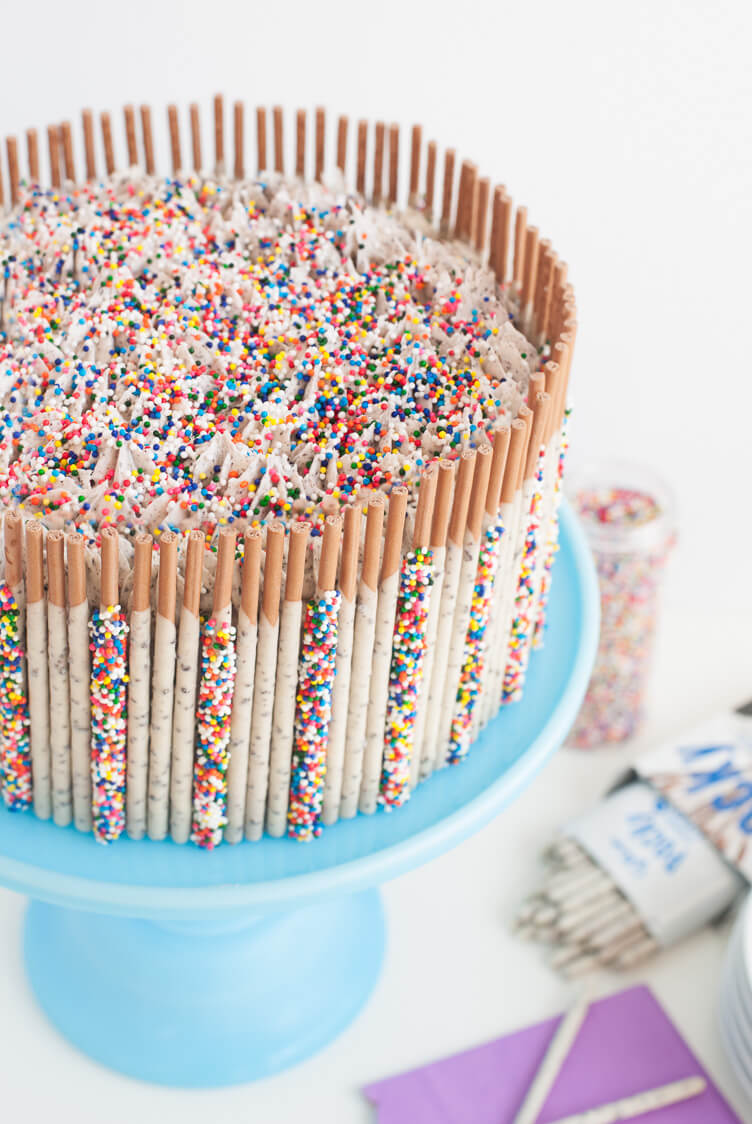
[363,986,742,1123]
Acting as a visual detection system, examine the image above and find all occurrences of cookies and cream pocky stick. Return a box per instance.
[213,94,225,175]
[340,495,385,819]
[25,521,50,821]
[99,112,115,175]
[169,529,203,843]
[520,224,540,338]
[256,106,267,173]
[4,513,24,647]
[273,105,284,174]
[0,524,31,813]
[266,521,310,838]
[225,527,262,844]
[482,406,532,719]
[245,521,284,840]
[147,530,178,841]
[46,530,72,826]
[0,515,30,811]
[288,515,343,840]
[419,450,476,779]
[360,487,408,814]
[489,186,512,284]
[167,104,183,177]
[336,114,348,175]
[322,503,362,826]
[379,467,438,807]
[502,391,552,702]
[90,527,128,843]
[5,138,19,207]
[126,533,152,840]
[533,343,573,647]
[356,119,367,195]
[524,358,565,653]
[66,532,91,831]
[447,426,510,762]
[475,418,527,733]
[410,460,455,788]
[80,109,95,180]
[190,103,202,172]
[190,528,237,849]
[435,444,492,766]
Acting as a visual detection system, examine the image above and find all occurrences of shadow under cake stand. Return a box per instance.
[0,501,598,1088]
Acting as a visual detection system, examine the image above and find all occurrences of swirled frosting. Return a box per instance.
[0,172,539,545]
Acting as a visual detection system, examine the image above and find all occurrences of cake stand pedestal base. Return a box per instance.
[24,890,385,1087]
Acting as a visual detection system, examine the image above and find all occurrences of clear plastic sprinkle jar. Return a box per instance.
[567,461,676,748]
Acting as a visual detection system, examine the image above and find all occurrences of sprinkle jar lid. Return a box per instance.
[566,459,677,556]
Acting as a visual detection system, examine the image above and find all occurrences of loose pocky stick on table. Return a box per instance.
[288,515,342,840]
[46,530,72,826]
[126,533,152,840]
[340,495,385,819]
[25,521,50,821]
[66,532,90,831]
[90,527,128,843]
[322,504,362,826]
[147,531,178,841]
[266,521,310,838]
[410,460,455,788]
[169,530,202,844]
[435,444,492,766]
[360,487,408,814]
[225,527,262,844]
[420,450,476,779]
[245,521,284,841]
[191,528,237,849]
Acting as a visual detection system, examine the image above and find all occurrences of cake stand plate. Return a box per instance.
[0,502,598,1087]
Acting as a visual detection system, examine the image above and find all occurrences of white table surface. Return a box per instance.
[0,0,751,1119]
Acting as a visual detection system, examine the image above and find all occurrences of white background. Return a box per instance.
[1,0,751,1120]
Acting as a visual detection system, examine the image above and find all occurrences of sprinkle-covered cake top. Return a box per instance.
[0,172,538,545]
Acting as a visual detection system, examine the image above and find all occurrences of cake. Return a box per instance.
[0,98,576,847]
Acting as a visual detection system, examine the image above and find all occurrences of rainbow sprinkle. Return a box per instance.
[89,605,129,842]
[379,548,434,807]
[0,582,31,809]
[447,520,504,763]
[0,176,537,545]
[287,590,341,841]
[191,617,237,849]
[533,408,570,647]
[503,445,547,703]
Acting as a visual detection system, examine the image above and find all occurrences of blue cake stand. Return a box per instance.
[0,501,597,1088]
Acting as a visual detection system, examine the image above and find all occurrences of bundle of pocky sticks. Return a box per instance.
[516,702,752,976]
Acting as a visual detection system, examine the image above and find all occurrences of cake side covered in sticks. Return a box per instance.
[0,97,577,846]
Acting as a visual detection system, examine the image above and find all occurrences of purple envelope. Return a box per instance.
[363,986,742,1123]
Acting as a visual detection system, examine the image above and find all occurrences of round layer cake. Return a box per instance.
[0,100,576,846]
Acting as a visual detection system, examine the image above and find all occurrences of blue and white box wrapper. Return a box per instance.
[569,781,744,947]
[562,702,752,949]
[635,704,752,878]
